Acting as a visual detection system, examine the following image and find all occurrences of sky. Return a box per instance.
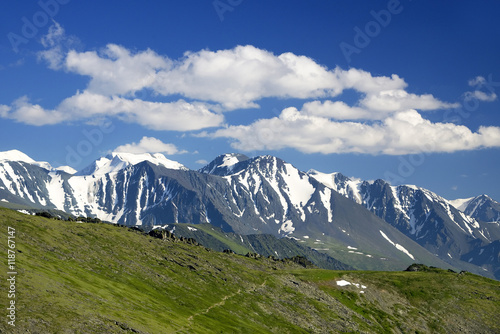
[0,0,499,201]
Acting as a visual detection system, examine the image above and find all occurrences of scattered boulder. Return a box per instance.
[405,263,430,272]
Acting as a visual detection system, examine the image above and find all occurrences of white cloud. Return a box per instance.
[302,100,371,120]
[468,76,487,87]
[61,44,448,112]
[361,89,459,113]
[40,20,65,48]
[464,90,497,102]
[335,67,407,93]
[195,159,208,165]
[465,75,498,102]
[61,44,344,109]
[114,136,187,155]
[0,104,11,117]
[38,21,80,70]
[212,108,500,155]
[1,91,224,131]
[65,45,170,96]
[151,46,344,109]
[6,96,69,125]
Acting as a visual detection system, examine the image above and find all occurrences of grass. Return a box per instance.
[0,207,499,333]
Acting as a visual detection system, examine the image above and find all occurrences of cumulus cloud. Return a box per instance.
[335,67,407,93]
[212,107,500,155]
[114,136,187,155]
[65,45,170,96]
[57,42,450,112]
[302,100,371,120]
[361,90,459,113]
[61,44,344,109]
[1,91,223,131]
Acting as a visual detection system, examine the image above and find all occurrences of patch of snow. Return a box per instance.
[46,172,66,210]
[55,165,77,174]
[319,187,333,223]
[336,280,351,287]
[0,162,35,202]
[17,210,32,215]
[459,211,480,229]
[219,154,241,168]
[278,220,295,235]
[1,199,7,202]
[281,162,315,221]
[379,230,415,260]
[187,226,198,232]
[336,280,367,294]
[308,170,363,204]
[448,197,474,212]
[347,246,357,250]
[391,186,410,220]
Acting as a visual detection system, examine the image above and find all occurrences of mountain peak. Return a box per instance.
[77,151,187,176]
[199,153,249,175]
[0,149,75,173]
[0,149,35,163]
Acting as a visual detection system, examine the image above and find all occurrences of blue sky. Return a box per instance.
[0,0,499,201]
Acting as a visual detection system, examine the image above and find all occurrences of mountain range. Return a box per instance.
[0,149,498,279]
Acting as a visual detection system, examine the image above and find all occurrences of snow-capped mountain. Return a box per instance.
[77,152,187,176]
[198,153,249,175]
[450,195,500,224]
[0,150,498,279]
[0,149,76,174]
[309,170,500,275]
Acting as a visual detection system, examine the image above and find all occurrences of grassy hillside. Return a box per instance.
[0,208,499,333]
